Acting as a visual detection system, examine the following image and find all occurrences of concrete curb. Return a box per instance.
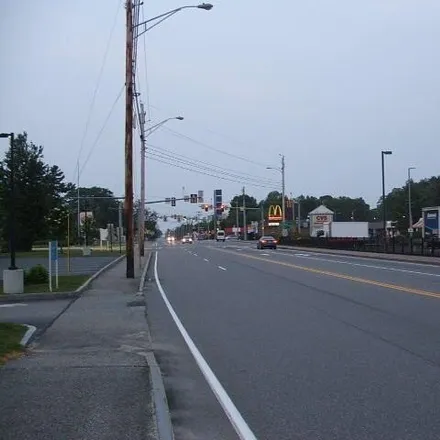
[0,291,79,303]
[0,254,125,303]
[20,324,37,346]
[146,351,175,440]
[279,246,440,266]
[74,254,125,292]
[137,252,152,295]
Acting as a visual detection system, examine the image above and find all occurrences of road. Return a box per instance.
[0,255,118,279]
[147,239,440,440]
[0,299,72,338]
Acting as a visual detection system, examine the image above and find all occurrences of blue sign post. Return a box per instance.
[48,240,59,291]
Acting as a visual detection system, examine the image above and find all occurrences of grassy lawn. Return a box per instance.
[1,274,90,294]
[1,249,124,258]
[0,323,27,365]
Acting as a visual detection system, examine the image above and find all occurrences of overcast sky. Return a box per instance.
[2,0,440,221]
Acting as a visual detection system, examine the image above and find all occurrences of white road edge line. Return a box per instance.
[0,303,28,308]
[204,258,209,262]
[194,253,198,257]
[218,266,227,271]
[154,252,257,440]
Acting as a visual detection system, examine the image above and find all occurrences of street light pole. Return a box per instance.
[235,201,239,236]
[281,154,285,225]
[408,166,416,237]
[381,150,392,251]
[0,133,17,270]
[132,2,212,263]
[242,186,247,241]
[139,115,183,257]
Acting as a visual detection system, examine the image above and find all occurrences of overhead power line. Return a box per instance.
[162,126,271,168]
[74,0,122,179]
[79,84,125,177]
[145,150,280,190]
[147,142,279,186]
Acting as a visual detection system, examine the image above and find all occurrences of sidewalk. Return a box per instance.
[280,245,440,265]
[0,254,159,440]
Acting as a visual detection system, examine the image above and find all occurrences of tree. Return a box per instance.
[224,193,260,227]
[378,176,440,230]
[317,195,370,221]
[65,186,121,238]
[0,132,70,251]
[81,215,98,246]
[45,205,70,243]
[133,199,161,239]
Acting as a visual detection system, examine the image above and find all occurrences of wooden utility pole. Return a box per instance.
[139,102,146,257]
[125,0,134,278]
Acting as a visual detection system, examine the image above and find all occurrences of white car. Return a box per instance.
[166,236,175,243]
[182,235,193,244]
[216,230,226,242]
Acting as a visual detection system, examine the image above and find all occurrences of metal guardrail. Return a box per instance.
[278,236,440,258]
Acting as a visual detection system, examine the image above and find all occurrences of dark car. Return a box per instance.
[257,236,277,249]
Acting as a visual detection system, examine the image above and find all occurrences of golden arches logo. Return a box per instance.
[268,205,283,221]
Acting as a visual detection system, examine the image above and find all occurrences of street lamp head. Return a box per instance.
[382,150,392,155]
[197,3,214,10]
[175,116,184,120]
[408,166,416,171]
[0,133,10,138]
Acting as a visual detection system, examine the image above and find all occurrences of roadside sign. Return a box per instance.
[50,241,58,261]
[282,229,288,237]
[408,228,414,233]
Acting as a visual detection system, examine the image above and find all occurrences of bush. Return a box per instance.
[25,265,49,285]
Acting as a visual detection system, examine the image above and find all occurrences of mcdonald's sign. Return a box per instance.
[268,204,283,221]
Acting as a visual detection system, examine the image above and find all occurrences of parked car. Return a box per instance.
[257,236,277,250]
[181,235,193,244]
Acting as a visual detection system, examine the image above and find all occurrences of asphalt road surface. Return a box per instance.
[147,239,440,440]
[0,299,72,338]
[0,255,117,279]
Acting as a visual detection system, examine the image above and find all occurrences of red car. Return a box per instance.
[257,236,277,250]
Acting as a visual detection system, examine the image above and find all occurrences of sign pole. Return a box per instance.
[55,240,59,289]
[48,241,52,292]
[67,213,71,273]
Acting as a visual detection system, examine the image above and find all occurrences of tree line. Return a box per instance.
[223,178,440,231]
[0,132,160,251]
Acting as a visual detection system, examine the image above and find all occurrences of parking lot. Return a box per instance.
[0,255,120,279]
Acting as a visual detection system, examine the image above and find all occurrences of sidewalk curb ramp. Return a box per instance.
[0,254,125,303]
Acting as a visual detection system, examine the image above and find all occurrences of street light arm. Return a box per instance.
[266,166,282,173]
[144,116,183,139]
[136,10,180,38]
[134,3,213,38]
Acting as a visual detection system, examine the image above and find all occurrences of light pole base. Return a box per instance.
[3,269,24,294]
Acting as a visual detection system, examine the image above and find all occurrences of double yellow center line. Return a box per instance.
[214,248,440,300]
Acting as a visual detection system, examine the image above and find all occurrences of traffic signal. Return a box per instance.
[204,204,209,212]
[171,197,176,207]
[214,189,222,217]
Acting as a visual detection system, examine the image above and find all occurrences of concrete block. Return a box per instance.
[3,269,24,294]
